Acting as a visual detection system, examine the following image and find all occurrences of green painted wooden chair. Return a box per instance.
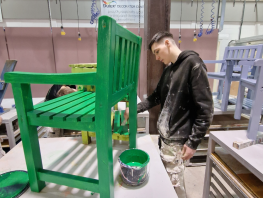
[5,16,142,198]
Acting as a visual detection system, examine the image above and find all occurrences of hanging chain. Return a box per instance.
[59,0,63,27]
[76,0,80,33]
[138,0,140,36]
[195,0,198,31]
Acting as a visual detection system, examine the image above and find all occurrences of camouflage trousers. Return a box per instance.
[160,139,187,198]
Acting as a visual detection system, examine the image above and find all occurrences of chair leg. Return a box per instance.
[217,80,223,100]
[234,82,245,120]
[81,131,91,145]
[96,108,114,198]
[221,64,234,112]
[12,83,45,192]
[247,85,263,140]
[129,89,137,149]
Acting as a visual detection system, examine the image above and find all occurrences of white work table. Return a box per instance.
[203,130,263,197]
[1,98,45,148]
[209,130,263,181]
[0,134,177,198]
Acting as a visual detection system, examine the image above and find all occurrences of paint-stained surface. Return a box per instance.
[138,50,214,150]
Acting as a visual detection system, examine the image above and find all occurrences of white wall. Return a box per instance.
[1,0,263,92]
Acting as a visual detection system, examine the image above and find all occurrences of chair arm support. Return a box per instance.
[238,59,263,67]
[4,72,96,85]
[203,60,226,64]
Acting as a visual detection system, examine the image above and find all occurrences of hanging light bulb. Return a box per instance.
[178,35,182,44]
[61,26,66,35]
[59,0,65,36]
[78,32,81,41]
[193,31,197,42]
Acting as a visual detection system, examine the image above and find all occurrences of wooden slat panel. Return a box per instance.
[52,93,96,121]
[211,182,224,198]
[128,43,134,85]
[28,92,91,118]
[113,111,120,132]
[228,50,234,59]
[132,44,138,83]
[119,38,126,90]
[39,92,93,120]
[37,92,90,111]
[66,103,95,122]
[120,110,128,134]
[238,50,244,59]
[113,36,120,93]
[81,109,95,122]
[233,50,238,59]
[249,49,256,58]
[212,173,233,198]
[34,91,84,109]
[124,40,130,88]
[243,49,250,59]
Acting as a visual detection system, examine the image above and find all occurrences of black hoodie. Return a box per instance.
[137,50,214,150]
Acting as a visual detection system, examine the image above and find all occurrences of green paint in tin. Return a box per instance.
[119,149,150,168]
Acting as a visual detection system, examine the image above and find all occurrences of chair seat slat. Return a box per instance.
[39,93,95,120]
[37,92,91,113]
[81,110,96,122]
[53,94,95,121]
[67,103,95,122]
[34,91,84,109]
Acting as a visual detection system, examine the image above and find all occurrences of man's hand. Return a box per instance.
[181,144,196,160]
[124,107,129,120]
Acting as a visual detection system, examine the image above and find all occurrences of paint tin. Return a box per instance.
[118,149,150,186]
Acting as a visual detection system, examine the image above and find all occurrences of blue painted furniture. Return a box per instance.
[0,60,17,106]
[234,58,263,140]
[204,44,263,112]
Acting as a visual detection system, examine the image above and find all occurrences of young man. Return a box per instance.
[45,85,77,101]
[125,31,213,197]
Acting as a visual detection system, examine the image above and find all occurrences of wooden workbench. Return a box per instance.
[0,134,177,198]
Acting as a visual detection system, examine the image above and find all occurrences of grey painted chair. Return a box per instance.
[204,44,263,112]
[0,60,17,105]
[234,59,263,140]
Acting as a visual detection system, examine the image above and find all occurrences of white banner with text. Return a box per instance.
[101,0,144,24]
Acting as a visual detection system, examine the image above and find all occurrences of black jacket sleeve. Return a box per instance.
[137,75,162,113]
[185,60,214,150]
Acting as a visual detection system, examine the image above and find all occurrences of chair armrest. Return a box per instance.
[239,59,263,67]
[4,72,96,85]
[203,60,226,64]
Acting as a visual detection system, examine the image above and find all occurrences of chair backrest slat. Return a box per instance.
[124,41,131,87]
[128,43,134,85]
[243,49,250,59]
[233,50,238,59]
[113,36,121,93]
[238,50,243,59]
[249,49,256,59]
[131,44,138,83]
[220,45,263,73]
[96,16,142,101]
[119,38,126,90]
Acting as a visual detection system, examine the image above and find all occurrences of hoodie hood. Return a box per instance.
[174,50,207,71]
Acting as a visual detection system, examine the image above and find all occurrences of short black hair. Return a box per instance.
[148,31,174,51]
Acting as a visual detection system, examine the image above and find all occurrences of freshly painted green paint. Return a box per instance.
[5,16,142,198]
